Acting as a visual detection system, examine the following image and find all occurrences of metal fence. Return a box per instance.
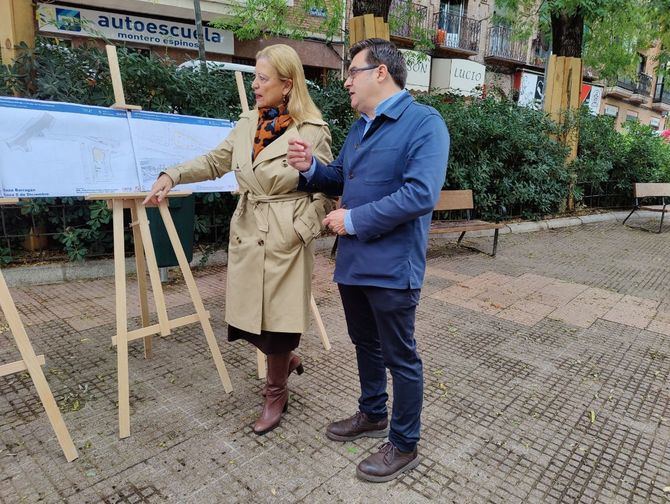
[0,196,235,264]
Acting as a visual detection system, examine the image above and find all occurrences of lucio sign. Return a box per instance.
[431,59,486,95]
[37,3,234,55]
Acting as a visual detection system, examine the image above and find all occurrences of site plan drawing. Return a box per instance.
[0,97,139,197]
[129,111,235,193]
[0,97,238,198]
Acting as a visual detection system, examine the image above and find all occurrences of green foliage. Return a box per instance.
[417,93,570,220]
[493,0,670,82]
[572,110,670,202]
[211,0,345,43]
[3,40,670,263]
[308,74,358,152]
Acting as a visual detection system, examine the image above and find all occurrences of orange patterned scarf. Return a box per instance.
[252,105,293,161]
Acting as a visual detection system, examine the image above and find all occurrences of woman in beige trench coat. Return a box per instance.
[144,44,333,435]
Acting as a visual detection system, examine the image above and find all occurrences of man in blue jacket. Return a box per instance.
[287,38,449,482]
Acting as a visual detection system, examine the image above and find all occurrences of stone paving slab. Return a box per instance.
[0,221,669,503]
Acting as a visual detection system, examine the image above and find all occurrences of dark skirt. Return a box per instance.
[228,325,301,355]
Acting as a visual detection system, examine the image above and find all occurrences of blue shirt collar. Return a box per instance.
[361,89,408,124]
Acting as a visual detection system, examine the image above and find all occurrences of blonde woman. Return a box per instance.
[144,44,333,435]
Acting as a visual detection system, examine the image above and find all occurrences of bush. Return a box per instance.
[573,110,670,205]
[417,93,570,220]
[3,40,670,263]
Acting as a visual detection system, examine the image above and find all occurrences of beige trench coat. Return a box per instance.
[165,110,334,335]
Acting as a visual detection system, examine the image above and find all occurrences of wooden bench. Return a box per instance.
[430,189,505,256]
[622,183,670,233]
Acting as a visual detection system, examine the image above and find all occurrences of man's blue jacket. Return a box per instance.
[298,91,450,290]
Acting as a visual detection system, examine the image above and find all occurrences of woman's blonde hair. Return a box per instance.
[256,44,322,124]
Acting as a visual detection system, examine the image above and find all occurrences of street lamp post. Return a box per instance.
[193,0,207,68]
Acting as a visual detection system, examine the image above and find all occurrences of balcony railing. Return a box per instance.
[615,73,652,95]
[432,12,481,53]
[635,73,652,96]
[654,81,670,105]
[615,76,636,92]
[388,0,431,40]
[485,25,527,63]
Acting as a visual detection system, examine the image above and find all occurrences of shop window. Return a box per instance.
[603,105,618,117]
[232,57,255,66]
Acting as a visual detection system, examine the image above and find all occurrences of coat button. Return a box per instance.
[258,239,264,246]
[348,173,354,179]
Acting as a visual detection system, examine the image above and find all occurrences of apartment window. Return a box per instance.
[625,110,639,122]
[637,53,647,74]
[603,105,618,117]
[650,117,661,130]
[439,0,465,35]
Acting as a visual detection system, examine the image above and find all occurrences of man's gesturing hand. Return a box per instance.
[142,173,174,206]
[323,208,348,236]
[287,138,313,172]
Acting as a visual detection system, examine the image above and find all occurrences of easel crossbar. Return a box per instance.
[112,312,210,345]
[0,355,46,377]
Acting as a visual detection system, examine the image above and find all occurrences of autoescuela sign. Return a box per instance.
[36,3,234,55]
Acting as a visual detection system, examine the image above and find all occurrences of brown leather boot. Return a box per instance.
[326,411,389,442]
[356,442,420,482]
[253,352,291,435]
[261,352,304,397]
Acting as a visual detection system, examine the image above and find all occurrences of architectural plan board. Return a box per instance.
[129,111,236,193]
[0,97,140,197]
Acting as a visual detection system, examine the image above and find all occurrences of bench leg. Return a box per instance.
[491,228,499,257]
[622,206,637,225]
[659,205,667,234]
[457,231,466,245]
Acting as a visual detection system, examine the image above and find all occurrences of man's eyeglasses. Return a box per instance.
[346,64,379,80]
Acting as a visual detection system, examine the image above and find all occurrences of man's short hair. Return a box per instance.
[349,38,407,89]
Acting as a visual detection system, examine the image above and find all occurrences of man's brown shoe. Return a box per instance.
[356,442,420,482]
[326,411,388,442]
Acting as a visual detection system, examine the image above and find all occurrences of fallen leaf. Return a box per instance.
[347,446,358,454]
[588,410,596,424]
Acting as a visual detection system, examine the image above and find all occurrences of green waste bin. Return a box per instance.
[147,195,196,268]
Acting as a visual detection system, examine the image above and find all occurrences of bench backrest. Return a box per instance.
[634,183,670,198]
[434,190,474,212]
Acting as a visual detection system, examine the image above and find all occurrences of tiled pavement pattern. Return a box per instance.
[0,221,669,503]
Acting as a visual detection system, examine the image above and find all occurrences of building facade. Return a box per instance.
[376,0,667,130]
[27,0,346,81]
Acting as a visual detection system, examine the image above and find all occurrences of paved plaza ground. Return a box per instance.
[0,219,669,503]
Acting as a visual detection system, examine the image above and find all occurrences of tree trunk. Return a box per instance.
[547,8,584,213]
[352,0,392,21]
[550,8,584,57]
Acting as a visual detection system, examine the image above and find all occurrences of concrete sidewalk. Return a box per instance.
[0,219,669,502]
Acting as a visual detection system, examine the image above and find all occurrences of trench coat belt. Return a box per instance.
[239,191,311,233]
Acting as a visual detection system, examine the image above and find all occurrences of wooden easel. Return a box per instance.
[233,72,331,380]
[0,198,78,461]
[98,46,233,439]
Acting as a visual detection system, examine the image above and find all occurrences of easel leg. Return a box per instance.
[310,295,331,351]
[0,272,78,461]
[157,202,233,393]
[256,349,267,379]
[113,200,131,439]
[135,203,171,337]
[130,204,152,358]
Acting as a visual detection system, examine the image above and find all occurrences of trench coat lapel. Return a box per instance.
[235,115,267,196]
